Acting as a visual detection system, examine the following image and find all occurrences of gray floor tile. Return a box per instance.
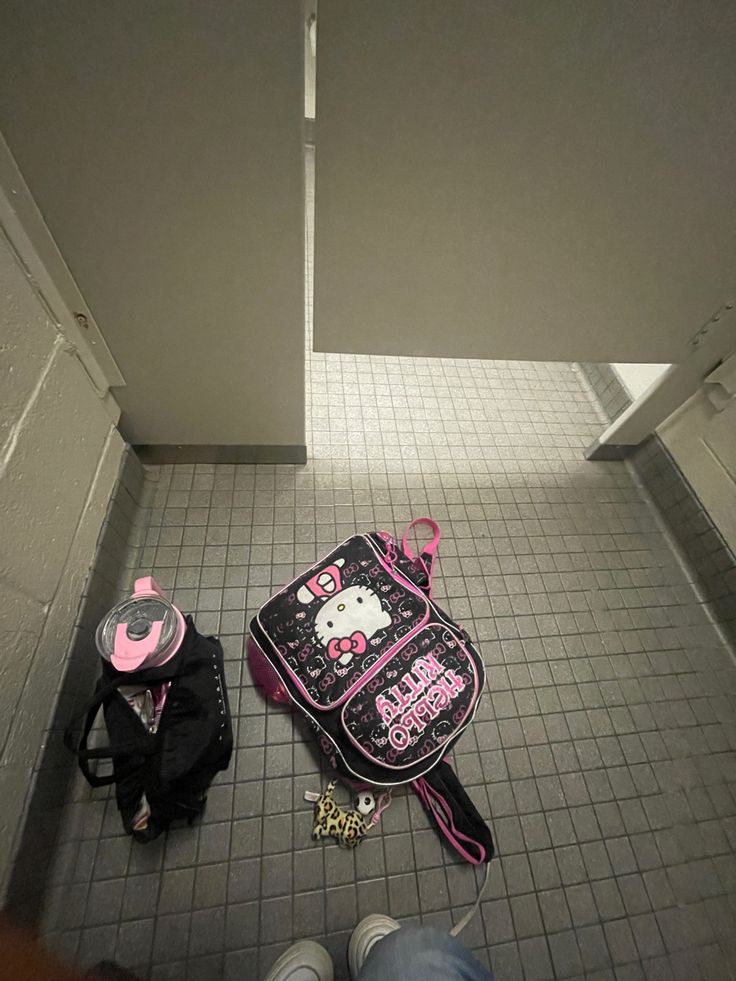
[158,868,195,915]
[194,863,228,910]
[509,892,544,939]
[153,913,192,965]
[325,884,357,932]
[548,930,584,978]
[259,896,293,945]
[387,874,420,919]
[577,922,612,972]
[225,901,259,951]
[481,896,515,945]
[115,918,155,970]
[84,878,125,927]
[293,890,325,936]
[356,877,389,919]
[188,906,226,957]
[78,925,118,969]
[519,934,555,980]
[489,940,524,980]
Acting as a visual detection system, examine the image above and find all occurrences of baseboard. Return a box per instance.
[584,438,631,461]
[133,443,308,465]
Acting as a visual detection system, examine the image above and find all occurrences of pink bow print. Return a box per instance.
[327,631,367,660]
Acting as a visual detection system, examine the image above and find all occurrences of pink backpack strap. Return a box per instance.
[401,518,441,593]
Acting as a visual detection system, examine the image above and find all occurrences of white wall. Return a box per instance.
[314,0,736,363]
[0,2,305,451]
[612,364,670,400]
[305,1,317,120]
[0,226,123,898]
[657,355,736,552]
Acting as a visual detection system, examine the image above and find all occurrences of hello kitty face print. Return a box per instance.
[315,585,392,666]
[259,536,428,708]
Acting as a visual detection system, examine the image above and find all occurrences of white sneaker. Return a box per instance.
[262,940,334,981]
[348,914,401,979]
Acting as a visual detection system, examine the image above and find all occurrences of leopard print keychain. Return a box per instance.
[305,780,391,848]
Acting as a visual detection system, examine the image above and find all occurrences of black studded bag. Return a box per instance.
[65,617,233,841]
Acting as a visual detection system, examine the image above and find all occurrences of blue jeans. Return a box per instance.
[358,927,492,981]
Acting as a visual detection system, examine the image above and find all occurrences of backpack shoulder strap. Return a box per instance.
[411,760,494,866]
[400,518,441,594]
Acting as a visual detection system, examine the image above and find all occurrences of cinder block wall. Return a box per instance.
[0,228,124,898]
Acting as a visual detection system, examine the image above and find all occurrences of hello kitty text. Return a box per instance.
[375,653,465,750]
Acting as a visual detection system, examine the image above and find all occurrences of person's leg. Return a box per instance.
[355,925,492,981]
[348,914,401,978]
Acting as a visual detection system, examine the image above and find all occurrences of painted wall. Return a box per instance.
[314,0,736,363]
[0,2,305,451]
[305,1,317,120]
[0,227,123,898]
[612,364,670,400]
[658,354,736,553]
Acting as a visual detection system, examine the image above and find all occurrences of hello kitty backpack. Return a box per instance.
[248,518,494,866]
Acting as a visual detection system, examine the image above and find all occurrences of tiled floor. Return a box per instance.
[40,147,736,980]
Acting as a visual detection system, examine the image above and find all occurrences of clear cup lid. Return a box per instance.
[96,596,179,662]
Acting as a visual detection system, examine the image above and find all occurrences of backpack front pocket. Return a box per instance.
[340,624,481,770]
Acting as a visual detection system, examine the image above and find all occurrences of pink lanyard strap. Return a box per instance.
[369,789,393,827]
[401,518,441,593]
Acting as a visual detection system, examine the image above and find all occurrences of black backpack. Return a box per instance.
[65,617,232,841]
[248,519,494,865]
